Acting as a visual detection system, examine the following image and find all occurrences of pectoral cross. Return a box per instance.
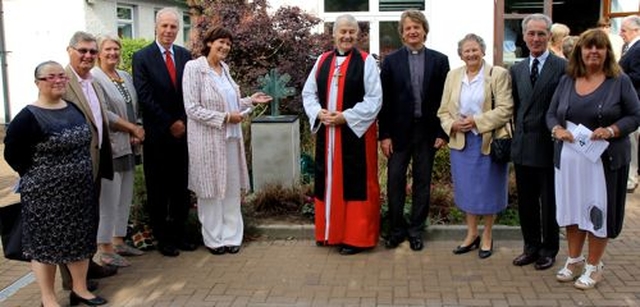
[334,70,342,86]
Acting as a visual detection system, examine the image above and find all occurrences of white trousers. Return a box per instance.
[197,141,243,248]
[97,170,135,243]
[628,129,639,189]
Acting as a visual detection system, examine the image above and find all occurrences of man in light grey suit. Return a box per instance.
[510,14,566,271]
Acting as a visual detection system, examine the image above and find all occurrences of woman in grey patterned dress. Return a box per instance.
[4,61,106,306]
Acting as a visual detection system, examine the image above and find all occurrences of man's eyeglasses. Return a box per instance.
[37,74,70,82]
[72,47,99,55]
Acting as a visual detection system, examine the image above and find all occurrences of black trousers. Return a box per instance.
[386,122,436,239]
[514,164,559,258]
[143,137,190,246]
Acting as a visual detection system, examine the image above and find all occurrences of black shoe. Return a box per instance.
[177,241,198,251]
[225,246,241,254]
[534,256,556,270]
[512,253,539,266]
[207,246,226,255]
[69,291,107,306]
[316,241,327,246]
[384,237,405,249]
[158,244,180,257]
[408,236,424,251]
[87,261,118,279]
[339,245,365,255]
[478,240,493,259]
[453,236,480,254]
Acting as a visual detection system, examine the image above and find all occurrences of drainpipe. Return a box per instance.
[0,0,11,124]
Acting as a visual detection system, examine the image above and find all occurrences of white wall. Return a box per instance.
[4,0,87,121]
[429,0,494,67]
[0,0,184,123]
[268,0,494,67]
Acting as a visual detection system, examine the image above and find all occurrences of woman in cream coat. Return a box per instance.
[182,26,271,255]
[437,33,513,259]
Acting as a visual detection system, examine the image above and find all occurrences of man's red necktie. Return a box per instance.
[165,50,177,87]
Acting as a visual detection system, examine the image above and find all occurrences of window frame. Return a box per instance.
[117,4,136,39]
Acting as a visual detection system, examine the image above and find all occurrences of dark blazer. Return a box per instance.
[63,65,113,181]
[510,54,566,167]
[546,74,640,170]
[619,41,640,98]
[132,42,191,142]
[378,46,450,151]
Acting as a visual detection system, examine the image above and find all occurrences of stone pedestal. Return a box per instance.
[251,115,300,191]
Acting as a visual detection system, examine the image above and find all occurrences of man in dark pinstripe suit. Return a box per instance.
[510,13,567,271]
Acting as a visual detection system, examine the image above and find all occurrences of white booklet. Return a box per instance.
[565,121,609,163]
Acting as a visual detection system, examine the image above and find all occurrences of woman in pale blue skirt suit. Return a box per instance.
[438,34,514,259]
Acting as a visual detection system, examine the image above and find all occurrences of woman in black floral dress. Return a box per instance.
[4,61,106,306]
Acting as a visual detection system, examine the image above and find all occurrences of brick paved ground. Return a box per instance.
[1,142,639,306]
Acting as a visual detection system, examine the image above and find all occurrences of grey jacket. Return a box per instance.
[91,67,139,159]
[546,74,640,170]
[510,54,566,167]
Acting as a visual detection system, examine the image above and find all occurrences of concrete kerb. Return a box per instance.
[257,223,522,241]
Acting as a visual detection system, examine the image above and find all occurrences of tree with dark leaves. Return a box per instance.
[188,0,330,115]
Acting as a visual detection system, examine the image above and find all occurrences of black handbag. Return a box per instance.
[0,202,30,262]
[489,67,513,163]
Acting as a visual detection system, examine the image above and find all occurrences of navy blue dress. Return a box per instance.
[4,103,96,264]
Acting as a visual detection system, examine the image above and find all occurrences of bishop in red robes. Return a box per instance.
[302,14,382,255]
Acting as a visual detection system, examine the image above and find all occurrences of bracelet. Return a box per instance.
[606,127,615,138]
[225,112,230,123]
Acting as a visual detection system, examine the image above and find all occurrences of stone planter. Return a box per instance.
[250,115,300,191]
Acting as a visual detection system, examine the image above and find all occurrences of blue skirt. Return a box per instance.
[450,133,508,215]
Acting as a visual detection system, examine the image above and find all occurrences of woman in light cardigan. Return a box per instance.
[182,27,271,255]
[437,34,513,259]
[91,34,146,266]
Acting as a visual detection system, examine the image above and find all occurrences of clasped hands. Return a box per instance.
[318,109,346,126]
[552,125,615,143]
[451,115,476,133]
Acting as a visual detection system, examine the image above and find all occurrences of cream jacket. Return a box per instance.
[437,60,514,155]
[182,56,252,199]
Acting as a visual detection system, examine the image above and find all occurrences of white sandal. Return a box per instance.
[574,262,604,290]
[556,256,585,282]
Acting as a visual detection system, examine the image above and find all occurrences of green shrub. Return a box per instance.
[119,38,151,74]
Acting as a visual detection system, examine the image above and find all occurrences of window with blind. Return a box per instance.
[379,0,425,11]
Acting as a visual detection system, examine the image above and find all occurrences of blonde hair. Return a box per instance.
[95,34,122,66]
[550,23,570,45]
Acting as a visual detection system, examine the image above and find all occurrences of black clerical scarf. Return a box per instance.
[314,48,368,201]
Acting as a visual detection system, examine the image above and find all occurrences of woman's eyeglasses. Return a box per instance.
[37,74,70,82]
[72,47,99,55]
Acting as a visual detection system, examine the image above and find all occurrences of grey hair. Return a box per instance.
[68,31,97,48]
[34,60,62,79]
[522,13,552,34]
[623,15,640,30]
[333,14,358,35]
[156,7,181,26]
[457,33,486,56]
[96,34,122,66]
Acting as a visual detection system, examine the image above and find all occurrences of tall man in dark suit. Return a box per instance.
[510,14,566,270]
[619,15,640,193]
[133,7,195,257]
[60,31,117,291]
[378,10,450,251]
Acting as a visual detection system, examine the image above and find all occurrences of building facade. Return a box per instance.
[0,0,188,123]
[1,0,639,123]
